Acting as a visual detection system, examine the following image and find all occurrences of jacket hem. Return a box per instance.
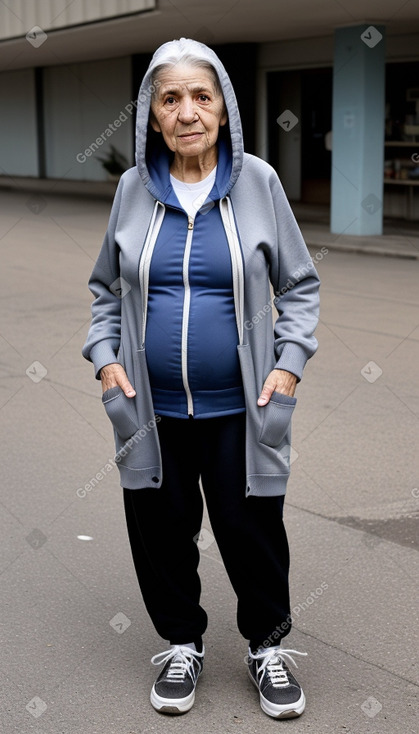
[246,474,289,497]
[150,384,245,418]
[153,406,247,419]
[118,464,162,490]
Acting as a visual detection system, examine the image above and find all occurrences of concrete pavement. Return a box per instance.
[293,201,419,260]
[2,175,419,259]
[0,188,418,733]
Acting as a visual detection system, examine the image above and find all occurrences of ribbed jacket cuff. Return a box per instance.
[89,341,119,380]
[275,342,309,382]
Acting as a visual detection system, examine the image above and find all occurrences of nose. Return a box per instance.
[177,96,197,124]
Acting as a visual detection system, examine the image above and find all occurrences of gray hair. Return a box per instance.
[151,54,223,99]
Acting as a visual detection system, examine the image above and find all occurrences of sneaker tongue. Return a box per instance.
[176,642,197,652]
[169,643,197,664]
[257,645,280,656]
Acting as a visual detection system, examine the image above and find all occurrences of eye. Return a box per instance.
[198,94,210,102]
[164,96,177,105]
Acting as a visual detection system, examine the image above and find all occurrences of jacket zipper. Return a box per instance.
[219,197,245,345]
[181,215,195,415]
[139,201,165,344]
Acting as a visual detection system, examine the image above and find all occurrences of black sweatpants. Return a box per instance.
[123,412,291,651]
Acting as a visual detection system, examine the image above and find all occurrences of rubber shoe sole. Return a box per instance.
[150,684,195,715]
[248,669,306,719]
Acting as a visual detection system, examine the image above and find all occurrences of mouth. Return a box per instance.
[178,132,204,141]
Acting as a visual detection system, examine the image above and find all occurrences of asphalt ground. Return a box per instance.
[1,189,418,733]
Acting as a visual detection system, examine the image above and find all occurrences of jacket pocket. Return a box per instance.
[102,386,139,441]
[259,391,296,448]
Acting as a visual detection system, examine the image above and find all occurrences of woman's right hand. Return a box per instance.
[100,363,136,397]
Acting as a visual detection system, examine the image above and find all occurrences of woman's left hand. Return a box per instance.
[257,369,297,405]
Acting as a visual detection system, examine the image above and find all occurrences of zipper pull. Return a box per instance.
[187,216,194,230]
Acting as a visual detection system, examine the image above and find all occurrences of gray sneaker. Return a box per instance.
[248,645,307,718]
[150,644,204,714]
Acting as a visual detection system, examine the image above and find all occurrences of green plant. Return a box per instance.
[96,145,129,175]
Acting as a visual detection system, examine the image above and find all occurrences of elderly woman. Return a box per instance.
[83,38,319,719]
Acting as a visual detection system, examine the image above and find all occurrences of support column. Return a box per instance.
[331,25,386,235]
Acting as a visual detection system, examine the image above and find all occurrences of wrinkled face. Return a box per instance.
[150,64,227,159]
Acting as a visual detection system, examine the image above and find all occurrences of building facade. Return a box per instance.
[1,0,419,232]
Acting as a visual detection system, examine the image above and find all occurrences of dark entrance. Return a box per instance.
[267,67,332,204]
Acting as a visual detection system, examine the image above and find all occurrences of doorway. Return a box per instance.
[267,67,332,204]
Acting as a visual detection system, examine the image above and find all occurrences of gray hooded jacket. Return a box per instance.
[82,38,320,496]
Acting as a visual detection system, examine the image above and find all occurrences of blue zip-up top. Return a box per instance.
[139,73,245,418]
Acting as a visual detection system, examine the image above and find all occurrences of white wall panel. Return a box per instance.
[43,56,133,181]
[0,68,38,176]
[0,0,155,39]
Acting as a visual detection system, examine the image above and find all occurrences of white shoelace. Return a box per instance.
[151,645,204,683]
[248,647,307,688]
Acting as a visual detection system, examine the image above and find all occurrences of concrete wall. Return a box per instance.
[259,31,419,70]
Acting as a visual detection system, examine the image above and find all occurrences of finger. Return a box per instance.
[112,367,136,397]
[119,376,136,398]
[257,381,275,406]
[101,365,136,397]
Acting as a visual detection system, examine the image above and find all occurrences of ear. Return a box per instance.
[149,107,161,133]
[220,105,228,128]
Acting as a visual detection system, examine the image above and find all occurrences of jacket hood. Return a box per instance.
[135,37,244,202]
